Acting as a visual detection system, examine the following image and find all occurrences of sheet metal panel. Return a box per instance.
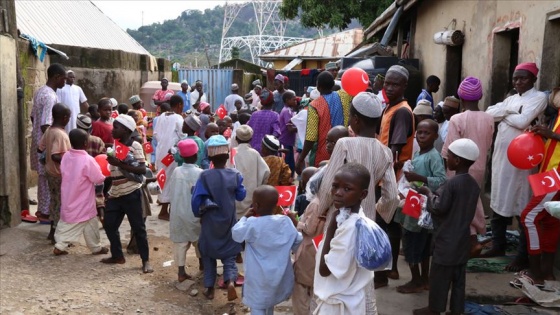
[178,69,235,110]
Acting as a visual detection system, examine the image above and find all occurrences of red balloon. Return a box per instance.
[341,67,369,96]
[507,132,545,170]
[94,154,111,176]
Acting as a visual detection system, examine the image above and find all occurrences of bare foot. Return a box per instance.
[203,287,214,300]
[470,242,483,258]
[178,273,192,282]
[397,281,424,294]
[227,282,238,301]
[504,256,529,272]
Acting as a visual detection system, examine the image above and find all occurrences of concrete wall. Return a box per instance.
[412,0,560,107]
[0,35,21,228]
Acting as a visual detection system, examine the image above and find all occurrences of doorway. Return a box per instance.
[444,45,463,98]
[540,11,560,91]
[489,28,519,106]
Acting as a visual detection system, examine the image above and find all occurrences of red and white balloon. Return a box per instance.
[340,67,369,96]
[507,132,545,169]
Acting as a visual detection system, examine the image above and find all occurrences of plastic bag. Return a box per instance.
[417,198,433,230]
[397,160,414,197]
[355,216,392,271]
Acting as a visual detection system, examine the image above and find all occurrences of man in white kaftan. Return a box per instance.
[484,62,547,257]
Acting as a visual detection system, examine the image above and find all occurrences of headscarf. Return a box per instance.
[457,76,483,101]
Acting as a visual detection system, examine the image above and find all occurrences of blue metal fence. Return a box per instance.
[177,68,234,111]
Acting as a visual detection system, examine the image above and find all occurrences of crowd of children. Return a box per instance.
[32,62,560,315]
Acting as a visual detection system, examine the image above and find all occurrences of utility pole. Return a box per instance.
[142,11,144,27]
[200,37,212,67]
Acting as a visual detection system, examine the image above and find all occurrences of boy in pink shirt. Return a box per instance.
[53,129,108,256]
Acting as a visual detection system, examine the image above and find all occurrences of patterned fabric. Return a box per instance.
[31,85,58,172]
[86,135,106,157]
[338,90,352,127]
[108,141,145,198]
[152,89,174,101]
[541,110,560,172]
[46,173,62,227]
[263,155,292,186]
[305,106,319,142]
[323,92,344,128]
[37,175,51,215]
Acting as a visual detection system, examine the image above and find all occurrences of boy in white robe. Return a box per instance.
[314,163,376,315]
[168,139,203,281]
[232,185,302,315]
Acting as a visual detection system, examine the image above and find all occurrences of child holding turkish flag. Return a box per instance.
[394,119,446,294]
[413,139,480,315]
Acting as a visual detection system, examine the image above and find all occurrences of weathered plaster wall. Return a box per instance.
[413,0,560,107]
[0,35,21,227]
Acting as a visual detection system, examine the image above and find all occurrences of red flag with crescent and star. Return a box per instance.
[217,104,227,119]
[528,168,560,197]
[402,189,424,219]
[156,169,166,190]
[111,111,119,119]
[161,153,174,167]
[143,142,154,154]
[275,186,297,207]
[114,140,130,160]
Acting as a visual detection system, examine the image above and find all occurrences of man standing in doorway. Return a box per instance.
[224,83,244,114]
[483,63,548,268]
[56,70,89,133]
[31,63,67,221]
[416,75,441,110]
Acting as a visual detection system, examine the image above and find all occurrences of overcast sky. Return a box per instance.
[92,0,249,30]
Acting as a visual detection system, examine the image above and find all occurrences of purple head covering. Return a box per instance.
[457,76,483,101]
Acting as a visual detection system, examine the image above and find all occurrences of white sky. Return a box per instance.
[92,0,249,30]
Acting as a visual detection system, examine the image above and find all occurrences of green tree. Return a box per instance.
[280,0,392,30]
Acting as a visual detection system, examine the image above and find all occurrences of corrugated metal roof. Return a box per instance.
[260,29,364,61]
[15,1,150,55]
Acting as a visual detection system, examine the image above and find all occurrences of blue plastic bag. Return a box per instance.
[355,217,392,271]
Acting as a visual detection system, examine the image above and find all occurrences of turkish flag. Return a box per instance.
[156,169,166,190]
[229,147,237,166]
[275,185,297,207]
[161,153,174,167]
[143,142,154,154]
[217,104,227,119]
[223,127,232,139]
[528,168,560,197]
[313,234,323,250]
[114,140,130,160]
[111,111,119,119]
[402,189,424,219]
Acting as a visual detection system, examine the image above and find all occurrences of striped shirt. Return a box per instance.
[108,141,144,198]
[317,137,400,223]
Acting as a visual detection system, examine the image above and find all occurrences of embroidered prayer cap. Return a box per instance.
[76,114,92,131]
[177,139,198,158]
[386,65,409,80]
[352,92,383,118]
[260,88,274,106]
[252,79,262,87]
[184,114,202,131]
[325,62,337,70]
[274,74,285,82]
[181,80,189,85]
[199,102,210,112]
[67,70,74,74]
[413,99,433,116]
[514,62,539,77]
[448,138,479,162]
[262,135,280,152]
[310,89,320,100]
[236,125,254,141]
[110,98,118,108]
[231,83,239,91]
[129,95,141,105]
[115,114,137,132]
[443,96,460,109]
[207,135,229,156]
[457,76,483,101]
[161,77,169,82]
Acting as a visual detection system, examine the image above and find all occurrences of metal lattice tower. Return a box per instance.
[219,0,309,66]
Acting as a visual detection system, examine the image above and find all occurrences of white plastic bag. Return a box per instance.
[355,216,392,271]
[417,197,433,230]
[544,201,560,219]
[397,160,414,197]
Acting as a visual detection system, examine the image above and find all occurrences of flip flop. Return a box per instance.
[21,210,38,223]
[509,274,544,289]
[218,275,245,288]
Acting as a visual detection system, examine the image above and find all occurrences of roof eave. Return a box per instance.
[364,0,419,40]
